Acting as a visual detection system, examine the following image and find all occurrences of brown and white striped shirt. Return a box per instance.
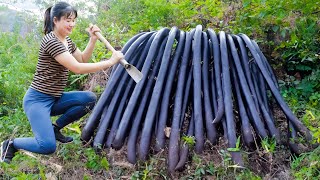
[30,32,77,97]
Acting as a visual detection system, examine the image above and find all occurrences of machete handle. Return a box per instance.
[89,24,130,68]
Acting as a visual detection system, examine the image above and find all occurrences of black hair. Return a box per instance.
[44,1,78,34]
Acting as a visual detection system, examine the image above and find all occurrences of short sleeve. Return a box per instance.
[70,41,77,54]
[67,37,77,54]
[44,38,68,58]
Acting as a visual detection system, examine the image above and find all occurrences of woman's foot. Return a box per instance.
[0,139,17,163]
[53,124,73,143]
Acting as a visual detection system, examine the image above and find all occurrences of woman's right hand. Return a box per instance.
[87,24,101,41]
[109,51,124,65]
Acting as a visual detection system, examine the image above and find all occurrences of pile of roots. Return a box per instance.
[81,25,312,171]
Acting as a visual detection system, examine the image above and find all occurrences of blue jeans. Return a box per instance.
[13,88,96,154]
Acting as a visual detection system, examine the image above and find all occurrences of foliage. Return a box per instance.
[131,157,167,179]
[280,69,320,143]
[96,0,320,78]
[0,29,40,140]
[261,137,277,153]
[0,32,39,109]
[291,146,320,179]
[302,110,320,144]
[178,154,261,179]
[235,0,320,74]
[181,135,196,147]
[227,136,241,152]
[94,0,227,40]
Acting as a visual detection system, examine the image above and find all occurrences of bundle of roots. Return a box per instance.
[81,25,312,171]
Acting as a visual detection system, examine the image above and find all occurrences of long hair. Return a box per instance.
[43,1,77,34]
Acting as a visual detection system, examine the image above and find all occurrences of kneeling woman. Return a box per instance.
[0,1,124,163]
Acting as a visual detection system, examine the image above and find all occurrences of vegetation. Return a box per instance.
[0,0,319,179]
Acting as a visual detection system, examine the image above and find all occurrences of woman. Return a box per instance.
[0,1,124,163]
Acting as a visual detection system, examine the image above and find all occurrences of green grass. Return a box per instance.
[291,146,320,179]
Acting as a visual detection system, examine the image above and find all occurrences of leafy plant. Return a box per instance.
[66,73,88,91]
[131,157,164,180]
[227,136,241,152]
[302,110,320,144]
[181,135,196,147]
[85,148,109,171]
[291,146,320,179]
[191,155,206,179]
[261,137,277,153]
[219,149,232,167]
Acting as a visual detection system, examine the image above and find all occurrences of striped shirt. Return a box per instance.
[30,32,77,97]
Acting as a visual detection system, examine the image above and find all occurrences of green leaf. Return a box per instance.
[272,25,279,32]
[243,0,251,8]
[101,157,109,171]
[236,136,241,148]
[281,29,286,38]
[227,148,240,152]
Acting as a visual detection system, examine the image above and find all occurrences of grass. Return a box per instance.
[291,146,320,179]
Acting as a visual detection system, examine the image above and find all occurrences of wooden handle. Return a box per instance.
[95,32,116,52]
[89,23,116,52]
[89,24,130,67]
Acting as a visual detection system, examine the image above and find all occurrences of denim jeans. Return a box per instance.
[13,88,96,154]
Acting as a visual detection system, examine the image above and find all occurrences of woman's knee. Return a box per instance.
[86,91,97,102]
[39,140,56,154]
[83,91,97,109]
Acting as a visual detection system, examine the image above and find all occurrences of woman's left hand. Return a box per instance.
[86,24,101,41]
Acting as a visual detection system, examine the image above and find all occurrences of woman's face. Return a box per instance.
[53,13,76,36]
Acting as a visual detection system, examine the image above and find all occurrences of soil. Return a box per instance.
[82,66,113,93]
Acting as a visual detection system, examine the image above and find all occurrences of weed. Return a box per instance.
[182,135,196,147]
[236,169,262,180]
[131,162,155,180]
[302,109,320,144]
[206,162,215,175]
[84,148,109,171]
[291,146,320,179]
[66,73,89,91]
[219,149,232,167]
[261,137,277,153]
[227,136,241,152]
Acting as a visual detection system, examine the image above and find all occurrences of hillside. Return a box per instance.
[0,5,37,36]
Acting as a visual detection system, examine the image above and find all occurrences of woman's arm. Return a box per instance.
[56,50,123,74]
[73,25,100,63]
